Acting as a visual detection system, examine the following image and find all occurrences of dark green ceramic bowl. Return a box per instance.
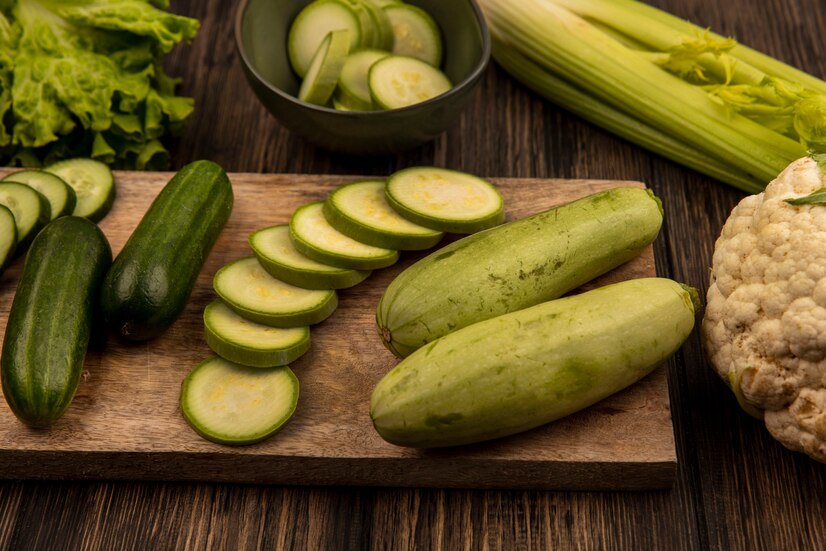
[235,0,490,155]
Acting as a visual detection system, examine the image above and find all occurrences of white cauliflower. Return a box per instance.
[704,156,826,463]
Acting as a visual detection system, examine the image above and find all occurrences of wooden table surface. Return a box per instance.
[1,0,824,548]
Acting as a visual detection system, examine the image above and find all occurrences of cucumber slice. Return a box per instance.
[250,225,371,290]
[324,180,443,250]
[338,49,389,109]
[45,159,116,222]
[290,202,399,270]
[0,205,16,273]
[368,56,452,109]
[0,182,50,253]
[204,300,311,368]
[360,0,394,50]
[214,257,338,328]
[298,29,352,106]
[384,5,443,66]
[180,357,299,446]
[288,0,362,77]
[385,168,505,233]
[1,170,76,220]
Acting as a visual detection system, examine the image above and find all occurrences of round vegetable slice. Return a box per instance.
[214,257,338,327]
[204,300,311,368]
[1,170,76,220]
[0,182,50,252]
[384,4,443,66]
[288,0,362,77]
[359,0,394,50]
[385,167,505,233]
[45,158,116,222]
[0,205,16,273]
[338,49,389,109]
[290,202,399,270]
[368,56,452,109]
[298,29,352,106]
[324,180,443,250]
[180,357,299,446]
[250,225,371,290]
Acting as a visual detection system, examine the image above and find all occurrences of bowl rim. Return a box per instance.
[234,0,492,118]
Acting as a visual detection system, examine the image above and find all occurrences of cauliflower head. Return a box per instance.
[703,156,826,462]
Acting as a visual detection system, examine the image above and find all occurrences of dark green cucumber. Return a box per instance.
[377,187,664,357]
[100,161,233,341]
[1,217,112,427]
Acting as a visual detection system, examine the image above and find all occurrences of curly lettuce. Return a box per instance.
[0,0,198,169]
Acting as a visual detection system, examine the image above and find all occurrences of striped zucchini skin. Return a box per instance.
[371,278,699,448]
[100,161,233,341]
[376,187,663,357]
[1,217,112,427]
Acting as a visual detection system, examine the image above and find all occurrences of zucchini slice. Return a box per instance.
[250,225,371,290]
[0,182,50,253]
[360,0,393,50]
[45,158,116,222]
[368,56,452,109]
[384,4,443,67]
[385,167,505,233]
[290,202,399,270]
[214,257,338,328]
[298,29,352,106]
[204,300,311,368]
[288,0,362,77]
[0,205,16,273]
[180,357,299,446]
[1,170,76,220]
[337,49,389,110]
[324,180,443,250]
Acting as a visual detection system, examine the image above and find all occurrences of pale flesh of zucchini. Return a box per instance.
[324,180,443,250]
[338,49,389,108]
[180,357,299,445]
[368,56,452,109]
[204,300,311,368]
[0,205,16,270]
[288,0,362,77]
[290,202,399,270]
[1,170,76,220]
[385,167,505,233]
[214,257,338,327]
[46,158,115,222]
[0,182,49,247]
[250,225,370,290]
[384,5,443,66]
[298,29,352,106]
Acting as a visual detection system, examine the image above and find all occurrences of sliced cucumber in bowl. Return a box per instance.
[45,158,115,222]
[384,4,443,67]
[250,225,371,290]
[298,29,352,106]
[1,170,76,220]
[324,180,443,250]
[290,202,399,270]
[180,356,299,446]
[0,205,16,273]
[214,257,338,328]
[385,167,505,234]
[337,49,389,110]
[288,0,362,77]
[204,300,311,368]
[0,182,50,253]
[368,55,452,109]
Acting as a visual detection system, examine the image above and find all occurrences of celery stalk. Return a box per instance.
[479,0,821,190]
[492,42,765,193]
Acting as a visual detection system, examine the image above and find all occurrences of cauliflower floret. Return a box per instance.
[703,156,826,462]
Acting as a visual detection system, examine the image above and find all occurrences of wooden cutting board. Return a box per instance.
[0,170,675,490]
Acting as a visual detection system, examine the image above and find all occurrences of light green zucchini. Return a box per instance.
[377,187,663,357]
[371,278,700,448]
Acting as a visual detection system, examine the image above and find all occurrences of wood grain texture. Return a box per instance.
[0,0,823,549]
[0,171,670,490]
